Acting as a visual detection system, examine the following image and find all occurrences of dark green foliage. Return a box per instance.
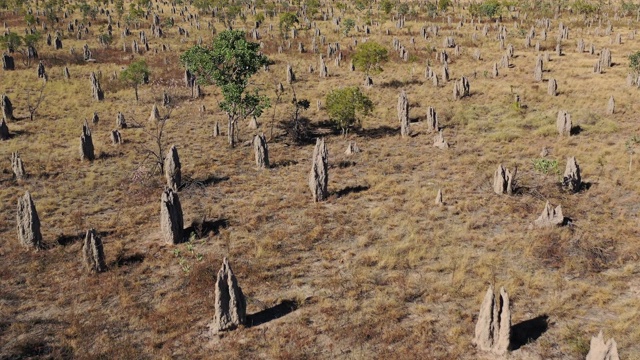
[0,32,22,52]
[572,0,599,15]
[397,3,409,16]
[342,18,356,36]
[279,12,298,38]
[352,41,388,75]
[629,50,640,74]
[180,30,270,147]
[469,0,502,18]
[438,0,452,11]
[121,60,150,101]
[380,0,393,15]
[305,0,321,18]
[326,87,373,135]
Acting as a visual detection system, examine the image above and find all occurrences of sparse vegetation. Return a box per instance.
[180,29,270,147]
[1,0,640,359]
[326,86,373,135]
[120,59,150,102]
[352,41,388,75]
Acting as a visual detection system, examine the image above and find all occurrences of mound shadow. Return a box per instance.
[380,78,423,88]
[570,125,582,136]
[182,174,229,189]
[335,185,370,198]
[183,218,229,241]
[510,314,549,350]
[271,159,298,168]
[56,230,112,246]
[356,125,397,139]
[246,300,298,328]
[114,253,145,267]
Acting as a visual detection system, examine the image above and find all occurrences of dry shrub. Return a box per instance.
[530,229,616,274]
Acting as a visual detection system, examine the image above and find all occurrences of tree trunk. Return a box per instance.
[228,115,235,147]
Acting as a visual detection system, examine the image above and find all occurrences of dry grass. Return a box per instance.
[2,1,640,359]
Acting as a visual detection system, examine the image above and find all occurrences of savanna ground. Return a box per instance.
[2,0,640,358]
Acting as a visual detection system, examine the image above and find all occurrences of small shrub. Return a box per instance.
[532,158,559,175]
[629,50,640,74]
[325,86,373,135]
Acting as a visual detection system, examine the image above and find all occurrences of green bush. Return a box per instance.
[532,158,559,175]
[572,0,599,15]
[629,50,640,74]
[469,0,502,18]
[352,41,388,75]
[438,0,452,11]
[326,87,373,135]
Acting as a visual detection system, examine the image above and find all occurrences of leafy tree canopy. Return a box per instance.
[352,41,389,75]
[326,86,373,135]
[180,30,270,146]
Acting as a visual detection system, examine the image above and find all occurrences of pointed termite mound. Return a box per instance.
[453,76,470,100]
[110,129,122,145]
[493,164,516,195]
[533,54,543,81]
[247,117,259,130]
[606,95,615,115]
[164,145,181,191]
[253,133,269,169]
[345,141,360,155]
[212,257,247,333]
[17,191,43,249]
[397,90,410,137]
[1,94,14,121]
[435,189,443,205]
[213,121,220,137]
[116,112,127,129]
[426,106,438,132]
[433,130,449,149]
[309,138,329,202]
[90,72,104,101]
[472,285,511,355]
[557,110,572,136]
[160,188,184,244]
[82,229,106,273]
[80,120,95,161]
[149,104,161,122]
[562,156,581,192]
[11,152,25,180]
[286,63,295,84]
[0,117,9,140]
[548,78,557,96]
[533,201,564,228]
[586,331,620,360]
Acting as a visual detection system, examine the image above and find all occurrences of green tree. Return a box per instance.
[23,32,41,49]
[572,0,599,15]
[326,87,373,135]
[438,0,452,11]
[180,30,270,147]
[352,41,388,75]
[121,59,150,102]
[398,3,409,16]
[342,18,355,37]
[24,14,36,26]
[305,0,320,18]
[469,0,502,18]
[114,0,125,19]
[629,50,640,74]
[279,12,298,39]
[0,31,22,53]
[380,0,393,14]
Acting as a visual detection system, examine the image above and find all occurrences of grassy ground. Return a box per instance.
[2,1,640,359]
